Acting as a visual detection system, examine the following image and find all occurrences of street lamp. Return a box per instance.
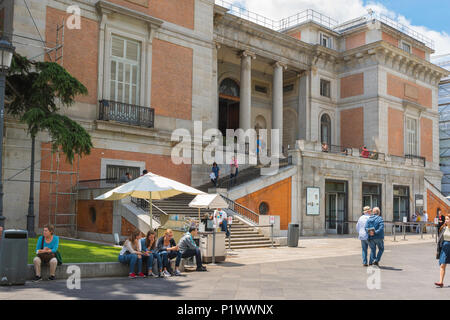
[0,38,15,229]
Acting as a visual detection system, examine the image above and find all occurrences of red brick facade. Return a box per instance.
[340,107,364,148]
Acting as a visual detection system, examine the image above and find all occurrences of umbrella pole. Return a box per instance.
[149,196,153,230]
[198,208,201,226]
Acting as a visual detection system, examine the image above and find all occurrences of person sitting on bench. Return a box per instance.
[174,226,207,275]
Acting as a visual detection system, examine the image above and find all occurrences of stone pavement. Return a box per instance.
[0,234,447,300]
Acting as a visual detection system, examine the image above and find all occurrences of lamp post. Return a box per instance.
[0,38,15,229]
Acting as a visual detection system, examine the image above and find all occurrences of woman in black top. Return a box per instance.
[156,229,179,277]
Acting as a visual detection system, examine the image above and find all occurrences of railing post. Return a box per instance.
[420,222,423,240]
[402,222,406,241]
[393,223,396,242]
[271,223,274,248]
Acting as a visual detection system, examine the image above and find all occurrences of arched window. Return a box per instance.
[321,114,331,145]
[219,78,240,98]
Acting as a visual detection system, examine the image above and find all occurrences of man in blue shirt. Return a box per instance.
[174,226,207,275]
[356,206,372,266]
[365,207,385,266]
[211,162,220,187]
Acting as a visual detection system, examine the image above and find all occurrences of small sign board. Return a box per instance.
[434,218,439,224]
[269,216,275,225]
[403,217,408,223]
[306,187,320,216]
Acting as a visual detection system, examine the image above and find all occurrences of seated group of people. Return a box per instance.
[118,227,207,279]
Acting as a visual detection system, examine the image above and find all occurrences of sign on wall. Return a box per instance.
[306,187,320,216]
[269,216,275,225]
[415,194,424,215]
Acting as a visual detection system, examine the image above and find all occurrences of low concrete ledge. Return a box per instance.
[26,259,191,281]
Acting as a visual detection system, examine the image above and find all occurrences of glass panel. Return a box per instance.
[125,64,131,84]
[110,81,116,101]
[219,78,240,97]
[400,198,408,221]
[393,197,400,221]
[118,62,124,82]
[132,66,138,85]
[337,194,346,234]
[110,60,116,80]
[112,37,124,58]
[363,195,371,208]
[126,40,139,61]
[132,86,137,105]
[117,83,123,102]
[125,84,130,104]
[327,194,337,230]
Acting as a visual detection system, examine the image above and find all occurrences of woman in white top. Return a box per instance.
[118,230,145,279]
[435,215,450,288]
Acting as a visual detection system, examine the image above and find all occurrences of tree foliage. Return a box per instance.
[5,53,92,163]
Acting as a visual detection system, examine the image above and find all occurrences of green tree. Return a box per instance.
[5,53,93,236]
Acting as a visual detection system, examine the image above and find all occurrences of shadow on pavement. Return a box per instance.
[377,266,403,271]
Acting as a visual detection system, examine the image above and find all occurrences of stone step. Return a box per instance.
[228,243,279,249]
[226,238,272,244]
[228,234,266,239]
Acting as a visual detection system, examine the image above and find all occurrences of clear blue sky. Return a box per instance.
[364,0,450,34]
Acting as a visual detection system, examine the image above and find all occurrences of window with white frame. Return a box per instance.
[401,41,411,54]
[406,117,418,155]
[320,79,331,98]
[110,36,141,105]
[320,33,332,49]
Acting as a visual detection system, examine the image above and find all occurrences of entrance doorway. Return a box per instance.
[218,78,240,137]
[362,183,382,212]
[325,180,348,234]
[393,186,409,222]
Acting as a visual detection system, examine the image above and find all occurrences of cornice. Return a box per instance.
[339,41,449,85]
[95,0,163,29]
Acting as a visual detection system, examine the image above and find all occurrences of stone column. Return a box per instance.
[298,70,310,141]
[239,51,255,131]
[272,61,286,156]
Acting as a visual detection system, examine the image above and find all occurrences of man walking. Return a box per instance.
[366,207,384,266]
[356,206,372,267]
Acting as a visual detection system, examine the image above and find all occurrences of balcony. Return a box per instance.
[98,100,155,128]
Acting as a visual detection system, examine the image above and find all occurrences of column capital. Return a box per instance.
[273,61,287,70]
[240,50,256,59]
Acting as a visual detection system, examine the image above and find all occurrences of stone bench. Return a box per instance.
[26,257,196,281]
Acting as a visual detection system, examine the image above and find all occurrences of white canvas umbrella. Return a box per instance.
[95,172,205,229]
[189,193,229,222]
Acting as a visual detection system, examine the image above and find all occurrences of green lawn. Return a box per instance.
[28,238,122,264]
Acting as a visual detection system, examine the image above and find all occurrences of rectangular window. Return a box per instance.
[320,34,332,49]
[283,84,294,93]
[255,85,268,94]
[106,165,140,181]
[320,79,331,98]
[406,117,418,156]
[110,36,141,105]
[401,42,411,54]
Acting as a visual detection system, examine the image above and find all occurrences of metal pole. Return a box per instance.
[26,136,36,237]
[271,223,274,248]
[420,222,423,240]
[211,227,216,265]
[393,223,396,242]
[403,222,406,240]
[0,73,5,228]
[149,195,153,230]
[228,223,231,250]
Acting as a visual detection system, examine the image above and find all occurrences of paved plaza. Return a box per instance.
[0,235,447,300]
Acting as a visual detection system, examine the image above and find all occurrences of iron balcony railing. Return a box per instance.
[359,148,386,161]
[76,178,122,190]
[221,195,260,224]
[321,144,352,155]
[98,99,155,128]
[405,154,426,167]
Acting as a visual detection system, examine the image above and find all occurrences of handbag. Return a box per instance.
[38,236,63,265]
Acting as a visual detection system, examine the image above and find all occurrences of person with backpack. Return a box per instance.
[33,225,61,281]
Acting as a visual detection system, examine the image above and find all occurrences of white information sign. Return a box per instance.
[306,187,320,216]
[403,217,408,223]
[269,216,275,225]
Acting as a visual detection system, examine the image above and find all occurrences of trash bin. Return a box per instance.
[287,223,299,247]
[0,230,28,286]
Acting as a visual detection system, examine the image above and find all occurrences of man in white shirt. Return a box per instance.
[356,206,372,267]
[213,209,229,237]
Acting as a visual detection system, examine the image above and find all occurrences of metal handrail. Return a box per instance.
[98,99,155,128]
[221,195,259,224]
[359,148,385,161]
[130,197,169,216]
[214,0,434,49]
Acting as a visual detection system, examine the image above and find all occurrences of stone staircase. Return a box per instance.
[226,217,278,249]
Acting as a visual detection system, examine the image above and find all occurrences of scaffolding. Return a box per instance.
[7,0,65,64]
[3,144,80,237]
[48,150,80,237]
[435,54,450,195]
